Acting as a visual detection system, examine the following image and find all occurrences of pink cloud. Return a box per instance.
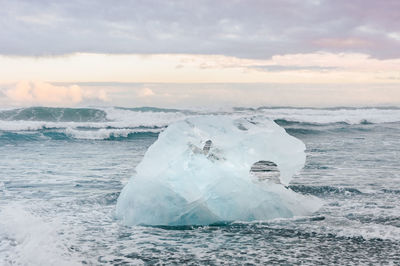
[6,81,108,105]
[313,38,372,48]
[137,88,155,97]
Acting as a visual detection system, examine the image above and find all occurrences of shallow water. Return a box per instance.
[0,107,399,265]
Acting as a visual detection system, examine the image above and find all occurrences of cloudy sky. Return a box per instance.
[0,0,399,107]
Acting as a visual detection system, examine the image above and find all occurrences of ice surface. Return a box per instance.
[116,116,322,225]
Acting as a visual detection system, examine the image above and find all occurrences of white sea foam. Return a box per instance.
[65,127,161,140]
[253,108,400,124]
[0,204,80,266]
[116,116,322,225]
[317,216,400,241]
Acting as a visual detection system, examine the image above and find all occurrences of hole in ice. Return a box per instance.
[250,160,281,183]
[203,140,212,154]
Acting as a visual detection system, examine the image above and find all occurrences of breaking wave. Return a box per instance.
[0,128,161,141]
[1,106,399,141]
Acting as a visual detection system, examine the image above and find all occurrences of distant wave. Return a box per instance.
[0,107,187,131]
[283,128,324,136]
[1,106,399,141]
[254,108,400,125]
[289,185,363,196]
[0,107,108,122]
[235,106,400,111]
[0,128,160,142]
[114,106,196,114]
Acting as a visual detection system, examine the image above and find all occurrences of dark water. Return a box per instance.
[0,107,399,265]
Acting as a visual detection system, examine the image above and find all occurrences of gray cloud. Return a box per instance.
[1,0,400,58]
[250,65,337,72]
[0,88,6,98]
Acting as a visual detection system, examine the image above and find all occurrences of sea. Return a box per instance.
[0,106,399,265]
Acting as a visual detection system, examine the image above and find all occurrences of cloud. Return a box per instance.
[5,81,108,105]
[0,0,400,58]
[313,38,372,49]
[2,52,400,84]
[97,83,400,108]
[249,65,337,72]
[173,52,400,74]
[137,88,155,97]
[0,89,6,98]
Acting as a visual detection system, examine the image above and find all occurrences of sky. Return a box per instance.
[0,0,399,108]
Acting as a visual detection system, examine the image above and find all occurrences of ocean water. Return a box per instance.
[0,106,399,265]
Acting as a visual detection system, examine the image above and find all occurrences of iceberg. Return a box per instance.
[116,116,321,225]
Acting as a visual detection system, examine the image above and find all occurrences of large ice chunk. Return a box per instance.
[116,116,321,225]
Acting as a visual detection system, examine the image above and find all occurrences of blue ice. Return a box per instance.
[116,116,321,225]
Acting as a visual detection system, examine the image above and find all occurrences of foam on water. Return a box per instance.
[0,204,80,266]
[116,116,322,225]
[251,107,400,124]
[64,127,162,140]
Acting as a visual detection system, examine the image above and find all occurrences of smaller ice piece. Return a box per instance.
[116,116,321,225]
